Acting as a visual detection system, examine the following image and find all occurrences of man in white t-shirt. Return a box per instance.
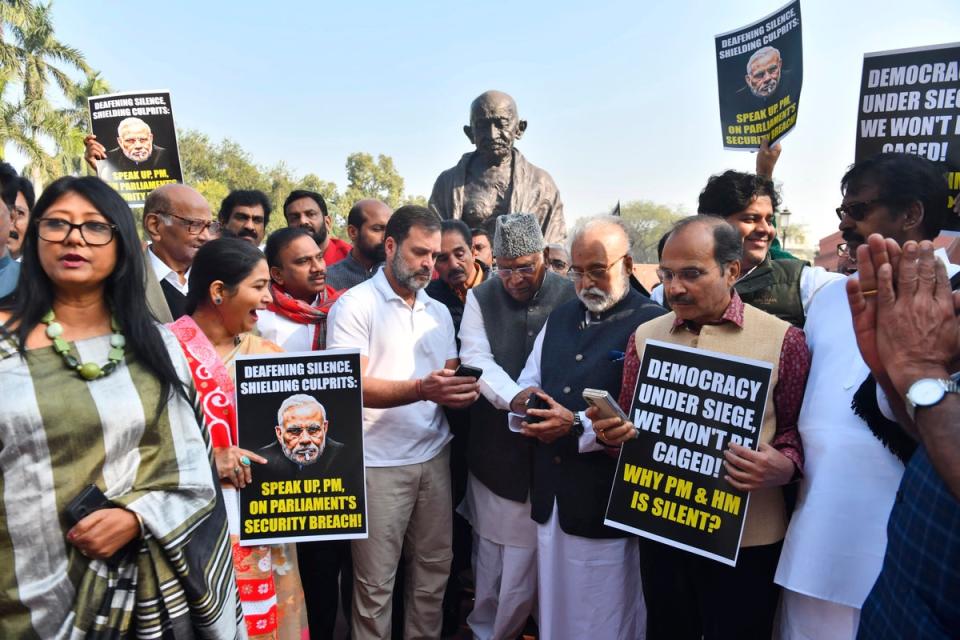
[327,205,481,640]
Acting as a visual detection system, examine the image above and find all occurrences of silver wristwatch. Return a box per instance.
[905,377,960,420]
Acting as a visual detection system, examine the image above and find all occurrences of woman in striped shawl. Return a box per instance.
[0,177,242,639]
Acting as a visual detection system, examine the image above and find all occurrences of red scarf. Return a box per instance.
[167,315,237,447]
[267,282,341,350]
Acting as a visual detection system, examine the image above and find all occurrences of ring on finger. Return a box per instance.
[240,455,251,466]
[233,467,241,475]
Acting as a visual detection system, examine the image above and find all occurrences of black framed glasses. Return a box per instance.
[37,218,117,246]
[160,211,221,235]
[835,199,883,221]
[568,255,629,282]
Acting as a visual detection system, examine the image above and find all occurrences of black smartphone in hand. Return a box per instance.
[454,364,483,379]
[65,484,111,526]
[525,392,549,424]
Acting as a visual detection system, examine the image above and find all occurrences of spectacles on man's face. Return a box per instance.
[37,218,117,246]
[568,255,628,282]
[497,265,538,280]
[160,211,221,236]
[548,259,569,271]
[656,266,718,284]
[836,199,884,221]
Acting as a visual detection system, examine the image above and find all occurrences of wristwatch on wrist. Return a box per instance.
[905,377,960,420]
[571,412,584,437]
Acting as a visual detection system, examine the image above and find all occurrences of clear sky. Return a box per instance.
[29,1,960,246]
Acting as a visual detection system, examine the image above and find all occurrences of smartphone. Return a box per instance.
[65,484,112,526]
[582,388,630,422]
[525,392,549,424]
[454,364,483,379]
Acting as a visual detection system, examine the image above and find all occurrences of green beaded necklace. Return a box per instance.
[41,310,126,380]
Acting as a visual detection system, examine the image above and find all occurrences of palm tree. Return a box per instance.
[0,0,90,187]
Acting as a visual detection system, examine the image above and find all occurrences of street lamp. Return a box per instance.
[779,208,791,252]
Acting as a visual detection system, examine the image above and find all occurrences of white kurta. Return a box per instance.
[457,291,539,640]
[511,321,645,640]
[256,308,314,353]
[774,277,905,608]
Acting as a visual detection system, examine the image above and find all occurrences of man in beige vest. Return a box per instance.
[590,215,810,640]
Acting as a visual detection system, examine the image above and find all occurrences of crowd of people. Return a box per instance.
[0,100,958,640]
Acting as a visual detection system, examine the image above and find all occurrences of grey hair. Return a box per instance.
[567,214,633,255]
[277,394,326,426]
[746,46,781,73]
[665,215,742,268]
[117,117,151,136]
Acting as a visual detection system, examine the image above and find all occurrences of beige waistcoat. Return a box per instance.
[632,303,791,547]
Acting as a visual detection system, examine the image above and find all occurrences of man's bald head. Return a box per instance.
[145,183,209,219]
[349,199,392,225]
[143,184,216,269]
[347,199,392,263]
[464,90,527,162]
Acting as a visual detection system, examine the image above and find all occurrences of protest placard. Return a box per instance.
[236,349,367,545]
[855,42,960,230]
[714,0,803,150]
[87,90,183,206]
[604,340,772,565]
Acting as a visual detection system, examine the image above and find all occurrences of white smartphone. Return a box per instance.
[582,388,630,422]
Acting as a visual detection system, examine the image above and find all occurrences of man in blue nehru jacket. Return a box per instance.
[509,215,665,639]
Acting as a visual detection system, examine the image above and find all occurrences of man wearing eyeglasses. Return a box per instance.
[590,215,808,640]
[506,215,665,639]
[457,212,575,640]
[544,243,570,276]
[142,184,219,322]
[0,162,20,299]
[775,153,957,640]
[7,176,35,262]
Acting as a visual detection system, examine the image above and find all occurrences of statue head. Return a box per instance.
[464,90,527,163]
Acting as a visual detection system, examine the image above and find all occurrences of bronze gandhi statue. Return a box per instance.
[429,90,566,243]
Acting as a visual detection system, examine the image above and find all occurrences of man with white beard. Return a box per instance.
[508,215,666,639]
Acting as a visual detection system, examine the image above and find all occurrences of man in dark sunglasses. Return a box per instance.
[142,183,218,321]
